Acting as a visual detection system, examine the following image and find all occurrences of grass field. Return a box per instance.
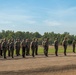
[18,45,73,55]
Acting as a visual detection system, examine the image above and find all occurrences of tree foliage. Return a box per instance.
[0,30,76,45]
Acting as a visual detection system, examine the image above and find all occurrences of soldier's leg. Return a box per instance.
[27,48,29,55]
[55,47,58,56]
[44,47,48,57]
[46,47,48,57]
[23,47,25,58]
[16,47,18,56]
[73,46,75,53]
[26,48,28,55]
[35,46,38,55]
[11,49,14,58]
[4,49,7,59]
[55,47,56,56]
[32,48,34,57]
[24,47,25,58]
[0,50,1,56]
[27,47,30,55]
[1,50,3,56]
[22,47,23,57]
[64,47,66,56]
[27,48,30,55]
[19,47,20,55]
[8,50,10,57]
[17,48,19,56]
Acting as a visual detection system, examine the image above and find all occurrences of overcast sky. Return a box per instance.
[0,0,76,35]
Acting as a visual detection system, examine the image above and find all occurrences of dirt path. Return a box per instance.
[0,53,76,75]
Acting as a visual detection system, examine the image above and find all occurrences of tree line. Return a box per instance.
[0,30,76,45]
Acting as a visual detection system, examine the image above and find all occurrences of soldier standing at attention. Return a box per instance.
[42,38,49,57]
[15,39,18,56]
[35,39,38,55]
[0,39,3,56]
[31,39,35,57]
[0,41,1,56]
[7,39,11,57]
[72,39,76,53]
[15,39,21,56]
[62,37,68,56]
[21,39,26,58]
[2,38,7,59]
[9,39,14,58]
[26,39,30,56]
[54,38,58,56]
[18,39,21,55]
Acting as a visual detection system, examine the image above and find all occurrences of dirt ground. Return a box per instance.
[0,53,76,75]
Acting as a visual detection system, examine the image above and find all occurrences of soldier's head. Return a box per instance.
[64,37,67,40]
[55,38,58,40]
[33,38,35,41]
[44,38,47,41]
[26,39,28,42]
[36,38,38,41]
[4,38,6,41]
[11,39,14,42]
[16,39,18,41]
[8,39,11,42]
[46,38,49,41]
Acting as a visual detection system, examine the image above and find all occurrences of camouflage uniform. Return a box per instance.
[15,39,20,56]
[72,40,76,53]
[35,39,38,55]
[62,38,67,56]
[0,40,3,56]
[7,39,11,57]
[0,42,1,56]
[42,38,49,57]
[26,39,30,56]
[54,38,58,56]
[2,39,7,59]
[9,39,14,58]
[21,39,26,58]
[31,39,35,57]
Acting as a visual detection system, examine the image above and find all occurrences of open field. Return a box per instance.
[0,46,76,75]
[18,45,74,55]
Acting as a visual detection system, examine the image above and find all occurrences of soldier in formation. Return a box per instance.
[31,38,36,57]
[42,38,49,57]
[72,39,76,53]
[54,38,58,56]
[15,39,20,56]
[9,39,14,58]
[7,39,11,57]
[26,39,30,56]
[21,39,26,58]
[62,37,68,56]
[1,38,7,59]
[0,40,3,56]
[0,37,76,59]
[35,39,38,55]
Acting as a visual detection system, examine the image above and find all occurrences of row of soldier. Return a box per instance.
[0,38,38,59]
[0,37,76,59]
